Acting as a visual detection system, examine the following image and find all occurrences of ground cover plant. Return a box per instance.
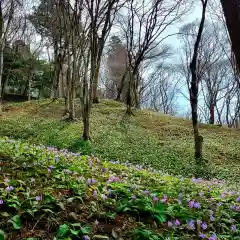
[0,137,240,239]
[0,100,240,185]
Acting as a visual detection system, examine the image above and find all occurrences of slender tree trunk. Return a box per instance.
[92,63,100,103]
[209,104,214,124]
[189,0,208,163]
[69,54,76,120]
[126,74,133,115]
[0,44,4,111]
[116,72,126,101]
[221,0,240,74]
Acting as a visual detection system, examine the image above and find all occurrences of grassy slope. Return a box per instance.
[0,99,240,183]
[0,138,240,240]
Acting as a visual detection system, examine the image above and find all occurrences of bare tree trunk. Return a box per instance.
[92,63,100,103]
[0,44,4,111]
[221,0,240,74]
[189,0,208,163]
[115,72,126,101]
[209,103,214,124]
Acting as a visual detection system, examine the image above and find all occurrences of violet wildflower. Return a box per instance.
[217,202,222,207]
[36,195,42,201]
[175,219,181,226]
[6,186,14,192]
[231,225,237,232]
[89,160,93,168]
[199,233,206,239]
[4,178,9,183]
[194,202,201,209]
[161,195,168,203]
[210,215,215,222]
[201,222,208,230]
[188,200,195,208]
[197,220,202,226]
[187,219,195,230]
[153,196,158,202]
[0,200,3,205]
[83,236,90,240]
[93,191,98,199]
[87,178,97,185]
[208,233,217,240]
[167,221,173,228]
[132,194,136,200]
[48,168,52,173]
[236,196,240,202]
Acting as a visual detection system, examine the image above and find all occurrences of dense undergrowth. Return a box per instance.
[0,99,239,184]
[0,137,240,240]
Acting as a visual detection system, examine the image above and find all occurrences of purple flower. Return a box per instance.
[87,178,97,185]
[167,221,173,228]
[6,186,14,192]
[187,219,195,230]
[217,202,222,207]
[0,200,3,205]
[107,176,121,183]
[236,196,240,202]
[4,178,9,183]
[49,165,55,169]
[89,160,93,168]
[231,225,237,232]
[153,196,158,202]
[210,215,215,222]
[132,194,136,200]
[199,233,206,239]
[83,236,90,240]
[197,220,202,226]
[161,195,168,203]
[201,222,208,230]
[188,200,195,208]
[194,202,201,209]
[208,233,217,240]
[36,195,42,201]
[48,168,52,173]
[93,191,98,199]
[175,219,181,226]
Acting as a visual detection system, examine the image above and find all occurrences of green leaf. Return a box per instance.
[70,229,80,236]
[0,230,6,240]
[8,215,22,230]
[56,224,70,237]
[70,223,81,227]
[93,235,109,239]
[80,226,92,235]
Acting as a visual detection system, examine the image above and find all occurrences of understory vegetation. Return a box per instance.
[0,100,239,185]
[0,137,240,240]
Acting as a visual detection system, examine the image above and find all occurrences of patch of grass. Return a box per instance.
[0,138,240,239]
[0,100,240,184]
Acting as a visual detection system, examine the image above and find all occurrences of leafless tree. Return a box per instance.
[0,0,23,110]
[116,0,190,114]
[189,0,208,162]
